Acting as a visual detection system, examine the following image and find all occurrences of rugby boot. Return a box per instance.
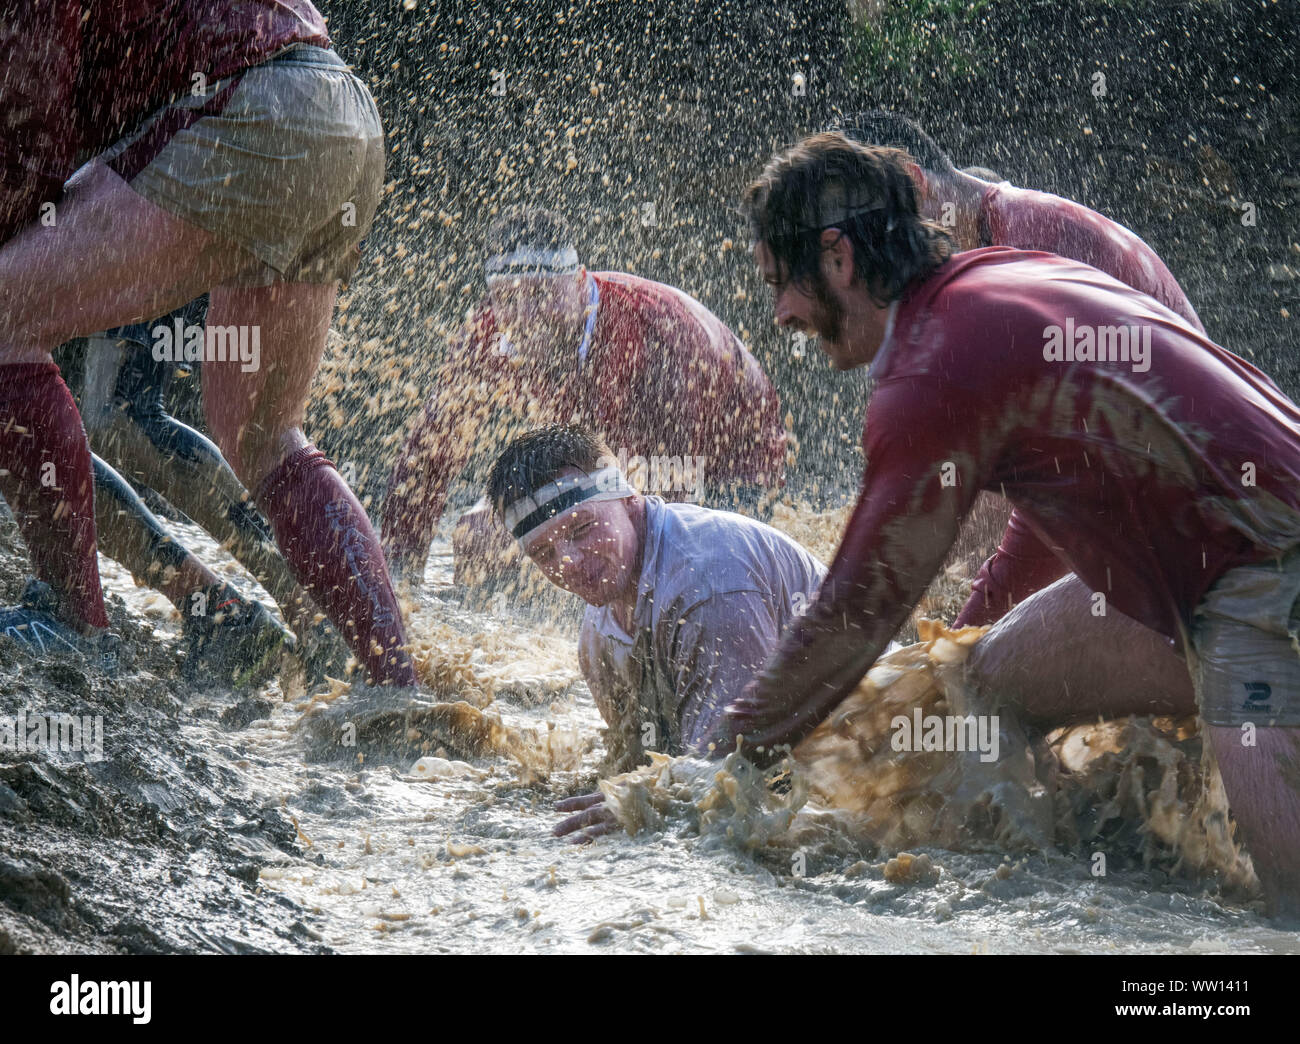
[181,582,292,688]
[0,578,123,669]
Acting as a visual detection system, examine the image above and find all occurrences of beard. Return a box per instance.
[809,271,846,347]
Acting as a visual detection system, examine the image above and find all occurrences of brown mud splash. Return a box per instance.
[294,655,589,783]
[598,621,1258,896]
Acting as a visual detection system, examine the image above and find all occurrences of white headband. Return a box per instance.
[484,247,580,278]
[503,467,636,546]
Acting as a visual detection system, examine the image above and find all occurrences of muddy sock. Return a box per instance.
[255,445,416,686]
[0,363,109,630]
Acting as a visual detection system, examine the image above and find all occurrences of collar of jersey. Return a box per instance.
[577,273,600,369]
[867,300,900,380]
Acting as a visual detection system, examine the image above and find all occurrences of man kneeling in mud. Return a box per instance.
[484,425,828,840]
[718,132,1300,918]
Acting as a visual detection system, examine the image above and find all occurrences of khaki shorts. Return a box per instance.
[99,45,385,286]
[1190,545,1300,726]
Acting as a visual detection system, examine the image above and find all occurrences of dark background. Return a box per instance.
[265,0,1296,511]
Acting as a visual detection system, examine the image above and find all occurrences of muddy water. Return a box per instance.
[2,511,1298,954]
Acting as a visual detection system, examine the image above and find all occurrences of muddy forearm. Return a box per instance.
[380,389,473,572]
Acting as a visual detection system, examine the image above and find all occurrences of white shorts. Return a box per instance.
[1190,545,1300,726]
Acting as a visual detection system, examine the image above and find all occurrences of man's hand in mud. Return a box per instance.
[554,790,620,843]
[707,678,801,767]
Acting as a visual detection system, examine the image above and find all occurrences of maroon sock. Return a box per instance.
[0,363,109,629]
[256,446,416,686]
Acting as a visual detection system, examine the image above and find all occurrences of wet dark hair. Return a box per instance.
[741,132,953,307]
[832,110,957,175]
[486,424,614,516]
[484,206,574,258]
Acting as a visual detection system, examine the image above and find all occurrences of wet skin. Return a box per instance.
[754,236,892,372]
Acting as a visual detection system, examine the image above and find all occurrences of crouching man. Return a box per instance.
[484,425,827,838]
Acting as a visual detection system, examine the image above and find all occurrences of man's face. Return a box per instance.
[756,240,855,369]
[755,237,887,371]
[521,474,641,607]
[487,272,584,356]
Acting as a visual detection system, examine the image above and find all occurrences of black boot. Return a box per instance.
[180,582,292,688]
[0,578,122,669]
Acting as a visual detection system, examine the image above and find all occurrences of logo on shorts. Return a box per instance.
[1242,681,1272,712]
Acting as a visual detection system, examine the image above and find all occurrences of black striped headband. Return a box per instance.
[503,467,637,545]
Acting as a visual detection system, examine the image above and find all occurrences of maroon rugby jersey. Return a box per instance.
[381,271,787,564]
[957,179,1216,624]
[0,1,328,241]
[735,247,1300,751]
[980,180,1204,334]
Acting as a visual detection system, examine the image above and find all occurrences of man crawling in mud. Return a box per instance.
[483,424,826,842]
[486,424,1196,848]
[714,131,1300,918]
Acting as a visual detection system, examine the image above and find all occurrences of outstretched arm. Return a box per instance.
[707,380,992,762]
[380,324,495,583]
[557,589,786,842]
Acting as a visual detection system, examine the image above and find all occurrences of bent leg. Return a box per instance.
[0,162,248,360]
[0,367,108,632]
[92,454,220,610]
[0,161,255,631]
[964,573,1197,722]
[91,385,320,636]
[1210,726,1300,919]
[1192,556,1300,918]
[203,282,415,686]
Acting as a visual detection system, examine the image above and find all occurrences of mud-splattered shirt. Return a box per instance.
[0,1,329,242]
[745,246,1300,751]
[580,497,825,767]
[979,180,1204,333]
[959,179,1218,625]
[382,272,787,562]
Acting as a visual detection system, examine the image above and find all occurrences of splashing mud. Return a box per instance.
[598,620,1258,897]
[0,508,1291,954]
